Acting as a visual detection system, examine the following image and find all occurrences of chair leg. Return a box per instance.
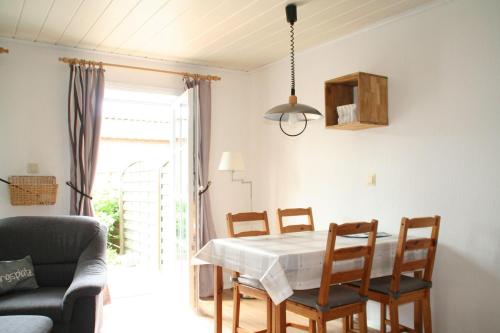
[422,293,432,333]
[380,303,387,333]
[358,304,368,333]
[389,301,399,333]
[232,286,241,333]
[266,297,273,333]
[342,317,348,333]
[414,299,423,333]
[317,318,327,333]
[413,271,423,333]
[309,319,317,333]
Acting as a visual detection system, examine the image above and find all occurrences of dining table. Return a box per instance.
[194,230,426,333]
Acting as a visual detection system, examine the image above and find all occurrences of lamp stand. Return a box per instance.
[231,171,253,211]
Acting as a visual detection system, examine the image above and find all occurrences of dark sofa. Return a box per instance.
[0,216,107,333]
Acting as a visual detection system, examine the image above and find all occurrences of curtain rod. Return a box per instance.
[0,47,8,54]
[58,57,221,81]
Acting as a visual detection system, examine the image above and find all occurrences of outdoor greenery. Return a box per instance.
[175,200,188,259]
[93,189,188,264]
[93,191,121,258]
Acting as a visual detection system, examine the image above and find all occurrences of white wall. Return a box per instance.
[247,0,500,331]
[0,38,251,237]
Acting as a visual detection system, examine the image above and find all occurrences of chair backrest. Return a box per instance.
[317,220,378,307]
[226,211,270,238]
[276,207,315,234]
[390,215,441,292]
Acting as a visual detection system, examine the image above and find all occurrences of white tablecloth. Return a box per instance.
[194,231,425,304]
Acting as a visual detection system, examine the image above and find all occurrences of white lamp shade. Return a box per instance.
[218,152,245,171]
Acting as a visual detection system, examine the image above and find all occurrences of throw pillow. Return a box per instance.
[0,255,39,295]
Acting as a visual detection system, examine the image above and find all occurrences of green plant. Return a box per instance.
[106,247,121,265]
[94,192,121,252]
[175,199,188,259]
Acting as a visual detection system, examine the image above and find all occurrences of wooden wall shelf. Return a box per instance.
[325,72,388,130]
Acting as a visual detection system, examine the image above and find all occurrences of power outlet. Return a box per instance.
[367,174,376,186]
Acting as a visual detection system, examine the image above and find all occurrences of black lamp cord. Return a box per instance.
[290,22,295,97]
[279,18,307,137]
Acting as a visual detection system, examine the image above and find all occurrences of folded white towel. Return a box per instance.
[337,104,357,124]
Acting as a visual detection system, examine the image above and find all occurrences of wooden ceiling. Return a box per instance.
[0,0,436,70]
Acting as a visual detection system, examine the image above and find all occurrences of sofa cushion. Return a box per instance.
[0,315,53,333]
[0,287,65,321]
[0,216,102,287]
[0,256,39,295]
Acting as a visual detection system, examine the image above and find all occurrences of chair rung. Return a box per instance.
[408,217,437,228]
[238,284,268,299]
[286,322,309,331]
[401,259,427,272]
[330,269,364,284]
[253,329,268,333]
[234,230,268,237]
[334,246,369,261]
[405,238,433,250]
[383,319,417,333]
[236,327,268,333]
[283,224,313,233]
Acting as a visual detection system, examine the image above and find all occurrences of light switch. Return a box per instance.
[27,163,39,174]
[367,174,376,186]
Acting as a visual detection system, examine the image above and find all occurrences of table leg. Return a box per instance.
[214,265,223,333]
[272,301,286,333]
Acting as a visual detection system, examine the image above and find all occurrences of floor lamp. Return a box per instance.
[218,152,253,211]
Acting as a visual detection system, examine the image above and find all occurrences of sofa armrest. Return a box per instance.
[62,222,107,322]
[62,258,107,322]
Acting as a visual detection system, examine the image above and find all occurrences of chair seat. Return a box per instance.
[0,287,66,321]
[236,275,264,290]
[288,285,366,312]
[349,275,432,298]
[0,315,53,333]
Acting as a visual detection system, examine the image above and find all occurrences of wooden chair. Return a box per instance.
[285,220,379,333]
[276,207,315,234]
[227,211,314,333]
[226,211,272,333]
[277,208,317,332]
[348,216,441,333]
[276,207,316,333]
[227,211,270,238]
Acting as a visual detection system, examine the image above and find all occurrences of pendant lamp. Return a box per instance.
[264,3,322,137]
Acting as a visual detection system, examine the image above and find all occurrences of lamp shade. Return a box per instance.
[264,103,323,121]
[218,152,245,171]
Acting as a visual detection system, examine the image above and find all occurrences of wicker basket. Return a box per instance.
[8,176,58,206]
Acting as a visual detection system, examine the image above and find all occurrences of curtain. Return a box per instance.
[185,78,217,298]
[67,63,105,216]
